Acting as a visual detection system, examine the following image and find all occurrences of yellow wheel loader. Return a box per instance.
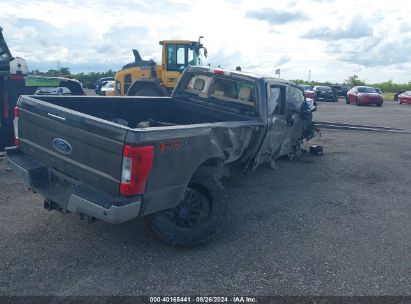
[111,37,207,96]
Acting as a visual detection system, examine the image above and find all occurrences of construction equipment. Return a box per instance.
[111,37,207,96]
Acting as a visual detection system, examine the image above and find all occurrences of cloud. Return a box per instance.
[96,25,151,54]
[207,48,243,69]
[303,16,374,40]
[2,0,411,82]
[246,8,308,25]
[339,38,411,67]
[399,22,411,33]
[274,56,291,67]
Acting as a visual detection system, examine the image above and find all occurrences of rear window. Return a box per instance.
[184,73,256,108]
[358,87,377,93]
[316,86,331,91]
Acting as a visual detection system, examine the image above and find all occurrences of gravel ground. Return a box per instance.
[0,100,410,296]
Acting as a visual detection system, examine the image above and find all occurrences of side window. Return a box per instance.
[177,47,185,65]
[285,86,305,114]
[268,86,284,115]
[124,73,132,94]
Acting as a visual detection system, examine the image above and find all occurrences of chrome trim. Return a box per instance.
[47,113,66,121]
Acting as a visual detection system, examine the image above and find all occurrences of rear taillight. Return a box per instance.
[120,145,154,196]
[13,106,20,146]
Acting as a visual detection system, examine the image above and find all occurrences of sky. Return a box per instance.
[1,0,411,83]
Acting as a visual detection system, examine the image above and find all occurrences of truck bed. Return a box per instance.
[34,95,254,128]
[14,95,261,207]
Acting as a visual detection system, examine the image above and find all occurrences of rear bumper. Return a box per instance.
[316,95,336,102]
[358,98,383,105]
[5,147,142,224]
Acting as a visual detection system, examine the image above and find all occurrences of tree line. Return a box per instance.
[30,68,411,92]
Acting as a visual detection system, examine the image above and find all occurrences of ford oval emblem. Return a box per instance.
[52,138,72,155]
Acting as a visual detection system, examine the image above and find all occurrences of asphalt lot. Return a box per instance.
[0,99,410,296]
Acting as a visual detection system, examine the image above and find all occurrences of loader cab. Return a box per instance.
[159,39,207,89]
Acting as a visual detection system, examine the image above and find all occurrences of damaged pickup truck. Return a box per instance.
[6,66,316,246]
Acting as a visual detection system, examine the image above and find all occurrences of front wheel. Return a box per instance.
[144,167,228,246]
[376,103,382,107]
[345,97,350,104]
[356,98,360,106]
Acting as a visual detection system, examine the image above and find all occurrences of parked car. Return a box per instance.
[394,90,406,101]
[398,91,411,104]
[346,86,383,107]
[331,84,350,97]
[95,77,115,94]
[98,81,115,96]
[6,66,316,246]
[299,84,315,100]
[313,86,337,102]
[35,86,71,95]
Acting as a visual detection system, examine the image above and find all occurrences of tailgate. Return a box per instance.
[16,96,127,195]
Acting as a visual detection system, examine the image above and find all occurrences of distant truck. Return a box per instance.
[6,66,316,246]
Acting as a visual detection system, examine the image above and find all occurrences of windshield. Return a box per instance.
[358,87,377,93]
[188,45,203,66]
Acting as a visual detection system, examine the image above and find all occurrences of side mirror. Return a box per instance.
[204,48,208,58]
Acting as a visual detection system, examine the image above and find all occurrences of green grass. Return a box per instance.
[382,92,395,101]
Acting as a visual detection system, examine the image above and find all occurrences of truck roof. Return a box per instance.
[184,66,295,86]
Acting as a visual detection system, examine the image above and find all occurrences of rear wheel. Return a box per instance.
[144,167,227,246]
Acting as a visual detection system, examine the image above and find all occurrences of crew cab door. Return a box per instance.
[253,83,306,169]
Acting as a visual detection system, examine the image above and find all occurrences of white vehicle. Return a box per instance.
[9,57,28,75]
[99,81,115,95]
[34,87,71,95]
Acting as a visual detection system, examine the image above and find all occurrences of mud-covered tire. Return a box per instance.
[144,167,227,246]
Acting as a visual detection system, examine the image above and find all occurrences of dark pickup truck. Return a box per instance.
[6,66,316,246]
